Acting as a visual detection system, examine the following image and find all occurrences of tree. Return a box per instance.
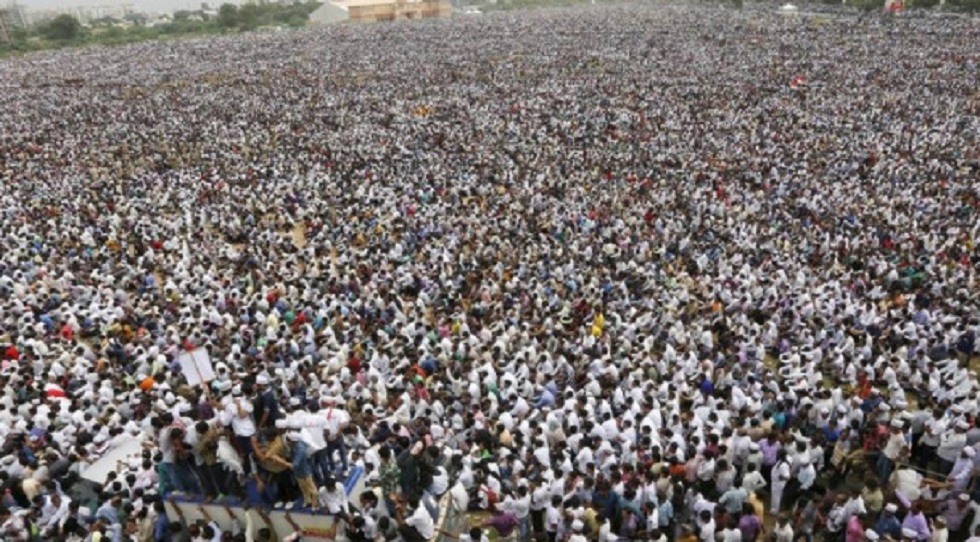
[237,3,260,30]
[217,3,239,28]
[124,12,147,26]
[42,14,82,42]
[10,27,28,42]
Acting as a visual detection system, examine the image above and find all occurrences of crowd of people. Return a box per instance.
[0,2,978,541]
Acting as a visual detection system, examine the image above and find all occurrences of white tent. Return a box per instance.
[308,2,350,25]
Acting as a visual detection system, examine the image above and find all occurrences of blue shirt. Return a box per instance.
[291,440,313,478]
[699,379,715,396]
[153,513,170,542]
[533,390,555,409]
[875,515,902,539]
[658,500,674,526]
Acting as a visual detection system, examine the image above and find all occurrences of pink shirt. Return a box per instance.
[846,515,865,542]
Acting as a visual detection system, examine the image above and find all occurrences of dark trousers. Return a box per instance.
[235,435,254,475]
[197,462,228,497]
[174,460,203,495]
[312,448,332,486]
[761,464,774,493]
[325,438,349,474]
[531,509,545,535]
[917,445,937,470]
[399,524,427,542]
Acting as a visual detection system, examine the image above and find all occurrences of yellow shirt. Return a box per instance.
[257,437,289,473]
[583,508,599,534]
[748,493,765,525]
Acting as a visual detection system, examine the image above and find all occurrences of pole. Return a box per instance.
[894,462,952,483]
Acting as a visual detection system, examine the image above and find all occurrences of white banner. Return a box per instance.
[81,439,145,484]
[176,347,215,387]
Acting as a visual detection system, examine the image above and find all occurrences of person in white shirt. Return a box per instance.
[774,514,794,542]
[879,420,908,482]
[797,459,817,492]
[771,451,792,514]
[698,509,717,542]
[721,519,743,542]
[568,519,588,542]
[742,463,767,494]
[224,386,256,475]
[545,494,563,542]
[322,399,352,475]
[38,493,72,537]
[318,476,350,516]
[300,405,329,485]
[456,527,490,542]
[963,524,980,542]
[938,422,969,475]
[400,495,435,541]
[502,485,531,541]
[427,463,449,498]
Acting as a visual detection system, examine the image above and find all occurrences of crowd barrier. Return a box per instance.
[164,466,365,542]
[434,489,468,542]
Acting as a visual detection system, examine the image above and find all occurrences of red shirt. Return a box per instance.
[347,356,361,374]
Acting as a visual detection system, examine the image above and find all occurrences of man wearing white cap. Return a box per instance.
[902,503,932,542]
[567,519,588,542]
[223,385,256,476]
[874,503,903,539]
[948,447,977,493]
[880,419,909,483]
[919,410,947,471]
[938,421,970,475]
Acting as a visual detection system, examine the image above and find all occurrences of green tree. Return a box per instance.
[947,0,980,10]
[124,12,147,26]
[101,25,125,40]
[237,3,260,30]
[42,14,82,41]
[10,27,28,42]
[217,3,239,28]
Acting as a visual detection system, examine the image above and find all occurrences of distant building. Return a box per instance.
[309,0,452,24]
[21,3,135,26]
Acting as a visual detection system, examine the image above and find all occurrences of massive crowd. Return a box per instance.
[0,2,979,541]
